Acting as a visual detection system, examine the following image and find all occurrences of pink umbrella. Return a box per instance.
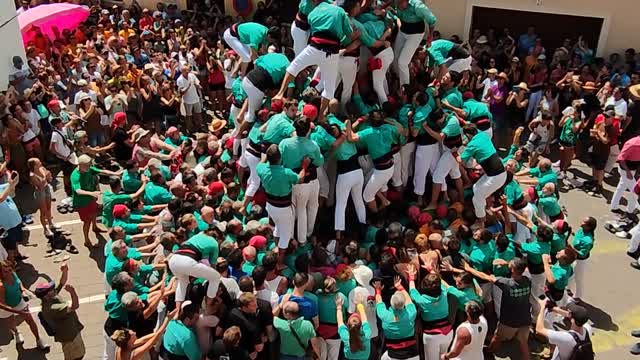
[18,3,90,46]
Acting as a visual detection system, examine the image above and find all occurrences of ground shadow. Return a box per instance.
[16,344,49,360]
[89,233,107,273]
[15,261,52,289]
[580,301,619,332]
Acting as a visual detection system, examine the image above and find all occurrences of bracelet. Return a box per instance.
[356,304,365,312]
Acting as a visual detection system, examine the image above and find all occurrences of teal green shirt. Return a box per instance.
[447,286,482,311]
[469,242,496,273]
[255,53,290,86]
[493,242,516,277]
[551,232,567,256]
[339,322,371,359]
[310,124,335,155]
[463,99,493,121]
[352,18,376,48]
[560,117,578,145]
[550,263,573,291]
[504,179,523,206]
[441,113,462,138]
[104,290,127,322]
[105,247,142,285]
[248,121,263,144]
[263,112,295,146]
[572,228,594,259]
[529,167,558,191]
[363,20,385,41]
[376,302,417,339]
[502,144,523,172]
[441,87,463,110]
[143,165,171,182]
[143,182,173,205]
[183,232,219,264]
[335,138,358,161]
[396,0,437,27]
[279,137,324,170]
[356,125,393,160]
[299,0,328,16]
[412,103,433,135]
[162,320,202,360]
[237,22,268,50]
[461,131,496,163]
[308,2,353,45]
[317,292,347,324]
[336,278,357,298]
[398,104,413,130]
[427,40,455,66]
[539,193,561,217]
[256,163,298,197]
[409,285,449,321]
[521,240,551,265]
[101,191,131,227]
[113,217,142,235]
[273,317,316,356]
[122,170,142,193]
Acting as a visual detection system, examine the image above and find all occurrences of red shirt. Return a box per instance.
[139,16,153,30]
[594,114,621,146]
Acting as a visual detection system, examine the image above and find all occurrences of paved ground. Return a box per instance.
[0,158,638,360]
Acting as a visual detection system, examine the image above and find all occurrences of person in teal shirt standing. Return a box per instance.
[336,293,371,360]
[393,0,437,86]
[257,144,305,268]
[459,124,507,225]
[222,22,280,76]
[316,277,348,359]
[161,302,202,360]
[569,216,596,302]
[373,277,419,359]
[407,265,453,360]
[167,229,221,308]
[279,116,324,245]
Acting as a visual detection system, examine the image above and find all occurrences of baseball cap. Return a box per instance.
[567,303,589,326]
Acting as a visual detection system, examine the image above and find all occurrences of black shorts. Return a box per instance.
[1,224,23,251]
[591,149,609,170]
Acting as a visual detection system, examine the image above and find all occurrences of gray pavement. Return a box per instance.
[0,159,638,359]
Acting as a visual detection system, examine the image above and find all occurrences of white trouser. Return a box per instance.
[317,165,330,199]
[393,31,424,86]
[335,169,366,230]
[472,171,507,218]
[372,47,394,104]
[229,104,242,127]
[484,127,493,139]
[238,138,250,167]
[570,259,588,299]
[223,29,252,62]
[400,141,416,186]
[318,158,337,204]
[413,143,440,195]
[267,203,295,249]
[244,150,262,197]
[242,77,265,123]
[103,330,116,360]
[318,338,341,360]
[493,285,503,318]
[382,353,419,360]
[610,167,638,212]
[433,150,462,191]
[629,223,640,254]
[529,272,545,318]
[363,166,394,203]
[169,254,222,302]
[290,22,309,56]
[448,56,473,73]
[336,55,358,107]
[391,152,403,187]
[423,331,454,360]
[287,45,339,99]
[292,180,320,244]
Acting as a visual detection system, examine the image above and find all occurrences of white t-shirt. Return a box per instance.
[547,324,594,360]
[256,288,279,309]
[25,109,41,136]
[176,72,201,105]
[605,97,628,118]
[50,130,72,159]
[481,78,498,100]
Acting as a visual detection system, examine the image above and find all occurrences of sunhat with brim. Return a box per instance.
[209,119,227,133]
[515,82,529,92]
[582,82,598,90]
[132,128,150,143]
[352,265,373,289]
[629,84,640,98]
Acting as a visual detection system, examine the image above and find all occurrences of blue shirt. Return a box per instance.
[278,294,318,321]
[0,184,22,230]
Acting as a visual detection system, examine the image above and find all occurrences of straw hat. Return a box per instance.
[487,68,498,75]
[629,84,640,99]
[132,128,150,143]
[582,82,597,90]
[208,118,227,133]
[515,82,529,92]
[497,72,508,80]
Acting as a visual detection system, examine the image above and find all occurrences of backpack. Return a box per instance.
[569,330,595,360]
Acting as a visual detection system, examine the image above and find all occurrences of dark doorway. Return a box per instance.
[471,6,603,55]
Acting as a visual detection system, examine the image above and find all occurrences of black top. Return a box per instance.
[112,127,133,161]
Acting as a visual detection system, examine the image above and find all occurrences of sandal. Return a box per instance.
[66,244,79,254]
[57,204,68,214]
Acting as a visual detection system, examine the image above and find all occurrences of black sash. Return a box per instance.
[294,12,310,31]
[310,31,341,54]
[373,152,394,170]
[400,19,425,35]
[337,154,361,174]
[512,195,527,211]
[444,135,463,150]
[246,67,276,92]
[229,23,239,38]
[266,193,292,207]
[479,153,505,176]
[173,243,202,262]
[385,336,419,359]
[416,132,438,146]
[469,115,492,131]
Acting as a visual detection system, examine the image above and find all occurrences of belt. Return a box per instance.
[443,135,463,150]
[230,23,239,38]
[337,154,361,174]
[416,132,438,145]
[421,316,453,335]
[478,153,505,177]
[173,244,202,262]
[310,31,341,54]
[266,193,292,207]
[373,152,394,170]
[469,115,491,131]
[385,336,418,350]
[400,19,426,35]
[295,12,310,31]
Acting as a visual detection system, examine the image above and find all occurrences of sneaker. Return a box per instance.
[22,215,34,225]
[36,338,49,350]
[615,231,630,239]
[14,330,24,345]
[631,261,640,270]
[631,343,640,355]
[61,197,72,206]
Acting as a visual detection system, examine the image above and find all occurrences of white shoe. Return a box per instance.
[14,330,24,345]
[36,338,49,350]
[61,197,72,206]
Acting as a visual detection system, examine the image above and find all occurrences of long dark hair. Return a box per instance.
[347,316,364,352]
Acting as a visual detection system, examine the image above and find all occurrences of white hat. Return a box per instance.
[476,35,488,44]
[77,79,88,86]
[78,154,93,165]
[352,265,373,290]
